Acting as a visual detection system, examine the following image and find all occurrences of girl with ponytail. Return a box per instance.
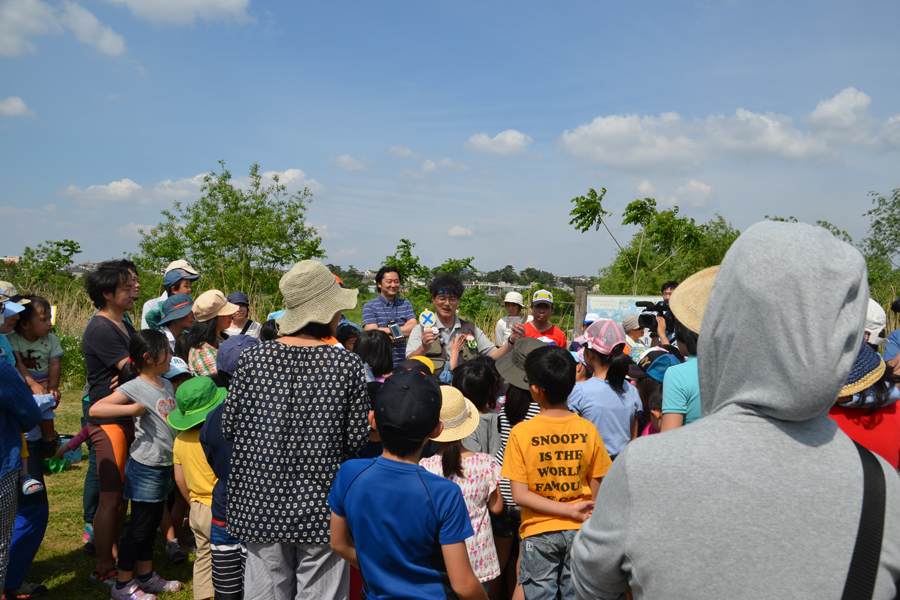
[569,319,644,459]
[419,386,504,589]
[89,329,183,596]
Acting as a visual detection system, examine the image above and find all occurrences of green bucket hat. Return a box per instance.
[168,376,227,431]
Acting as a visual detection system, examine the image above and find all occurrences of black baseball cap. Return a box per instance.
[374,369,442,444]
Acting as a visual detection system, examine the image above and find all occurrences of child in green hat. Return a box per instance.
[170,377,226,600]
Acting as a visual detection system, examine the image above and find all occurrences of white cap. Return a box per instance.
[865,298,887,346]
[502,292,525,307]
[583,312,600,325]
[164,260,199,275]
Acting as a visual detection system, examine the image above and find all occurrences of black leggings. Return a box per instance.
[117,501,164,571]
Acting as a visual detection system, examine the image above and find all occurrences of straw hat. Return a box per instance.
[192,290,239,323]
[277,260,358,335]
[841,342,886,397]
[668,266,720,334]
[502,292,525,307]
[431,386,481,442]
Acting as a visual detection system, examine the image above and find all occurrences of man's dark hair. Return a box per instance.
[375,266,401,291]
[85,261,131,309]
[428,273,464,298]
[524,345,576,405]
[674,321,698,356]
[662,280,679,293]
[116,259,139,277]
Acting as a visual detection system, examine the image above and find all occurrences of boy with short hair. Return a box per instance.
[501,345,611,600]
[328,369,488,600]
[523,290,567,348]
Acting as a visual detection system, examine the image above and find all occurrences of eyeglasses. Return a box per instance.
[434,295,460,304]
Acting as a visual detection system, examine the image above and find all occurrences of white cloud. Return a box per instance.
[464,129,534,156]
[447,225,473,238]
[560,104,836,169]
[636,180,656,196]
[105,0,251,25]
[674,179,715,208]
[310,223,339,240]
[119,222,152,236]
[334,247,358,259]
[398,157,470,180]
[808,87,876,146]
[62,178,142,203]
[153,173,206,198]
[60,0,126,56]
[388,146,422,161]
[0,0,60,56]
[260,168,324,195]
[330,154,373,172]
[0,203,56,216]
[0,96,36,118]
[0,0,127,58]
[885,115,900,149]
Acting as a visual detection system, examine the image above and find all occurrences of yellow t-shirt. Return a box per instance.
[501,413,612,539]
[173,428,217,507]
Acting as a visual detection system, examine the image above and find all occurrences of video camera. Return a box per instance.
[635,300,674,331]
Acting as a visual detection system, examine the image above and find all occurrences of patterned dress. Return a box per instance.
[222,342,370,544]
[420,453,502,582]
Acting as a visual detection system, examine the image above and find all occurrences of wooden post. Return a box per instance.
[574,286,587,338]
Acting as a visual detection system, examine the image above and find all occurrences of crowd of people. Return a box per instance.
[2,220,900,599]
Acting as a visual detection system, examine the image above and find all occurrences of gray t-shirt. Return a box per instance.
[119,377,178,467]
[462,412,501,457]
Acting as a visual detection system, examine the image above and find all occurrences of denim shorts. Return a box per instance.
[123,458,174,503]
[519,529,578,600]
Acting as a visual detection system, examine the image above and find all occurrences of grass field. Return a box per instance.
[16,391,195,599]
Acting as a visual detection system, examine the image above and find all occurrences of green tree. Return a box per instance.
[435,257,476,277]
[382,239,431,282]
[136,161,324,295]
[20,239,81,281]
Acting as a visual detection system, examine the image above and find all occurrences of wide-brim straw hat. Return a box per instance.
[496,338,546,390]
[841,342,886,397]
[277,260,358,335]
[668,266,720,334]
[431,386,481,442]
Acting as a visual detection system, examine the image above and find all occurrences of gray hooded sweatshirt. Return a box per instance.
[571,221,900,599]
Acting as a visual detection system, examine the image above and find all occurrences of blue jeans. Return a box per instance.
[123,459,173,503]
[518,529,577,600]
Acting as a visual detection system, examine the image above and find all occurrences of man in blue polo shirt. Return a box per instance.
[362,266,417,365]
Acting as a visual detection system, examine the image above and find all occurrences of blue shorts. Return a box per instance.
[123,459,173,503]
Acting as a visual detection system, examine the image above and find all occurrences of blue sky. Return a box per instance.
[1,0,899,275]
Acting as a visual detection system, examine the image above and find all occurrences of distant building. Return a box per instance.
[2,256,20,264]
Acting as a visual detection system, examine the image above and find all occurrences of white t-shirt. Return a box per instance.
[494,314,533,345]
[223,320,262,339]
[141,293,167,330]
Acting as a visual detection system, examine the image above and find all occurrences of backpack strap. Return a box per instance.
[239,320,253,336]
[841,442,887,600]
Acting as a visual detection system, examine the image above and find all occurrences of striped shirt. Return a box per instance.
[361,295,416,365]
[495,401,542,506]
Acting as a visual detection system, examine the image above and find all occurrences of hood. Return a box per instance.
[699,221,867,421]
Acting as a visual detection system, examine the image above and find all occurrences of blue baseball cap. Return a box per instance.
[158,294,194,325]
[631,349,682,383]
[226,291,249,306]
[216,334,260,375]
[1,298,24,317]
[163,268,200,290]
[161,357,192,380]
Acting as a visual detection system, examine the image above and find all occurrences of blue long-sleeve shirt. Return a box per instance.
[0,358,42,478]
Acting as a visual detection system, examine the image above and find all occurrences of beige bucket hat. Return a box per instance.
[164,260,199,275]
[668,266,719,335]
[276,261,358,335]
[431,386,481,442]
[192,290,239,323]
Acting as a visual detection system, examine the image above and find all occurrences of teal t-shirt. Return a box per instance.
[0,333,15,368]
[7,331,64,378]
[661,355,701,425]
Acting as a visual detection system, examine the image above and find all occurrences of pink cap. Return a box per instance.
[583,319,627,355]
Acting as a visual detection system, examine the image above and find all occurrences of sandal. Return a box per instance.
[20,475,44,495]
[88,568,117,588]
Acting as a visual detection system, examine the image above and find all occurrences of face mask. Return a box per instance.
[0,315,5,328]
